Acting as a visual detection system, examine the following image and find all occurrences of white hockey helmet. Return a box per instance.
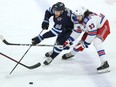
[74,6,87,16]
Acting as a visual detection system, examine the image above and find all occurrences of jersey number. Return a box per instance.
[55,24,62,29]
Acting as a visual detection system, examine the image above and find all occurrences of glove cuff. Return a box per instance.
[43,18,49,23]
[37,35,44,42]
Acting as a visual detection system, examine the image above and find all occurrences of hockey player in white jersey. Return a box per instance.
[63,6,110,73]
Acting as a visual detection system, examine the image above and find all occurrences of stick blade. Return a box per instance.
[29,62,41,69]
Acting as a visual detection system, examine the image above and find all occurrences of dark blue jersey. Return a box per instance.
[43,7,74,35]
[39,6,75,59]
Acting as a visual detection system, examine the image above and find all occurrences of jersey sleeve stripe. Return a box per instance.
[88,30,97,36]
[74,29,82,33]
[100,14,105,24]
[69,36,75,41]
[47,7,53,14]
[51,28,62,35]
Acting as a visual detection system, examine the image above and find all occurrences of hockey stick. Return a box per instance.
[9,30,43,74]
[9,45,32,74]
[0,35,56,47]
[0,52,41,69]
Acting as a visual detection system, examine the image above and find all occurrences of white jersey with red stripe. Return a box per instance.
[81,13,106,32]
[70,13,107,44]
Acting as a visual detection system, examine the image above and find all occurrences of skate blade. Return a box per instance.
[97,68,110,74]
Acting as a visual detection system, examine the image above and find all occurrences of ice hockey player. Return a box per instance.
[63,6,110,73]
[31,2,74,65]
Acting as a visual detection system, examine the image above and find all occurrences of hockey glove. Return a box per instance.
[41,19,49,30]
[32,36,43,45]
[63,39,73,50]
[74,41,90,51]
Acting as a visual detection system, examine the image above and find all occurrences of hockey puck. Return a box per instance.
[29,82,33,84]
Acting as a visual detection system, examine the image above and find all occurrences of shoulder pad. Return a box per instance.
[47,7,54,14]
[65,8,72,17]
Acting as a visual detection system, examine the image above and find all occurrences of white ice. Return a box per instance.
[0,0,116,87]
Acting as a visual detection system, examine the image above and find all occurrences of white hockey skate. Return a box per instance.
[43,57,53,65]
[45,50,53,57]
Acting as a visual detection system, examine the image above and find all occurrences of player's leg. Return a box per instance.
[97,20,110,41]
[93,37,110,73]
[43,30,72,65]
[62,32,88,59]
[95,20,110,72]
[45,29,72,58]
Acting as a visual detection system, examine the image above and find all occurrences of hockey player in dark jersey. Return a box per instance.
[32,2,74,65]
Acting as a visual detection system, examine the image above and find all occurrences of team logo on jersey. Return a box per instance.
[84,16,90,24]
[57,17,62,21]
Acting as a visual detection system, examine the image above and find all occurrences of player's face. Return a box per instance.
[76,15,83,22]
[54,10,63,18]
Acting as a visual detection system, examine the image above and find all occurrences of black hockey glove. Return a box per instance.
[41,20,49,30]
[31,36,43,45]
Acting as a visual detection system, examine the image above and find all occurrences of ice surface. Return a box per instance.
[0,0,116,87]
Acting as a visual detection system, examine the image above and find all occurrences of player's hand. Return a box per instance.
[63,39,73,50]
[32,37,39,45]
[41,20,49,30]
[32,36,43,45]
[74,41,90,51]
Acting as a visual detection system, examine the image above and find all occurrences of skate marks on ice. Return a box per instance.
[75,51,112,87]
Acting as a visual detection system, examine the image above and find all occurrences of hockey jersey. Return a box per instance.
[43,7,74,36]
[70,13,107,44]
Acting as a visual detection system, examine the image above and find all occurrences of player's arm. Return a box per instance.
[74,19,97,51]
[69,24,82,41]
[44,7,54,20]
[63,23,82,49]
[42,7,54,30]
[69,14,83,41]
